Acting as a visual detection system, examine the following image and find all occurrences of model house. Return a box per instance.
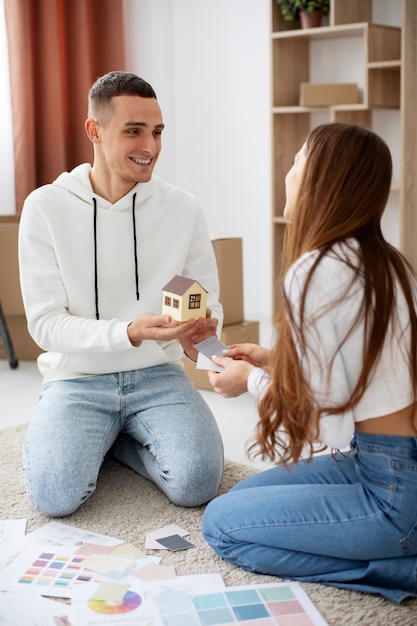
[162,275,208,322]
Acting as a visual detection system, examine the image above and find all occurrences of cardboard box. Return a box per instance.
[183,320,259,390]
[221,319,259,346]
[0,315,41,360]
[0,215,23,316]
[0,215,43,361]
[182,358,212,391]
[211,237,244,325]
[299,83,358,107]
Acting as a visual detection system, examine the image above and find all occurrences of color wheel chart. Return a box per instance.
[88,590,142,615]
[156,582,328,626]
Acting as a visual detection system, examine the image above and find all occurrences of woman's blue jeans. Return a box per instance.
[202,432,417,604]
[23,364,224,517]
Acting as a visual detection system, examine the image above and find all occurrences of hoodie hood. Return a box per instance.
[53,163,157,210]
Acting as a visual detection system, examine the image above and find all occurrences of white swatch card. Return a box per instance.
[194,337,230,371]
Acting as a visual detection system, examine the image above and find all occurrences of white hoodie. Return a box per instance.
[19,164,223,383]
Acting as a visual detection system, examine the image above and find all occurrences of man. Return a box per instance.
[18,71,224,517]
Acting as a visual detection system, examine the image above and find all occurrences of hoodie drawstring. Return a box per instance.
[93,197,99,320]
[92,194,140,321]
[131,192,140,301]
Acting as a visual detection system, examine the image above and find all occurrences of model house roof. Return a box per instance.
[162,275,207,296]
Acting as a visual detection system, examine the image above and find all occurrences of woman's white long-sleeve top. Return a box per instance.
[248,241,416,449]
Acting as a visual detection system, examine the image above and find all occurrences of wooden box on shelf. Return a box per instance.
[299,83,358,106]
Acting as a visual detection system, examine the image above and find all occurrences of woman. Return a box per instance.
[202,123,417,604]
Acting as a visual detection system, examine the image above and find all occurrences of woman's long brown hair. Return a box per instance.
[252,123,417,464]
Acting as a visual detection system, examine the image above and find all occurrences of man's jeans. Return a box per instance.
[23,364,224,517]
[203,432,417,604]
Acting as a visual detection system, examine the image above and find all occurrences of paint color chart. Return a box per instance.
[156,583,328,626]
[20,550,91,586]
[0,545,97,598]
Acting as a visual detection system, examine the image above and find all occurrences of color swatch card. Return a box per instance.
[0,591,70,625]
[23,520,123,549]
[153,581,328,626]
[155,535,195,551]
[194,337,230,371]
[0,518,26,548]
[145,524,190,550]
[0,544,98,598]
[0,518,26,564]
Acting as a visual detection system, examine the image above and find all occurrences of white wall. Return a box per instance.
[123,0,273,345]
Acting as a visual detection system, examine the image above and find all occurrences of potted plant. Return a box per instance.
[275,0,329,28]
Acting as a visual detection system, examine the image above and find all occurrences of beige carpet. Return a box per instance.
[1,423,416,625]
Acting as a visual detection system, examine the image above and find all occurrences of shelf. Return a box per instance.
[271,22,400,110]
[272,104,369,114]
[368,60,401,69]
[271,23,367,40]
[269,0,417,316]
[271,22,401,63]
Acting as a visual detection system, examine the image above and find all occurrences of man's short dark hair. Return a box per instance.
[88,71,157,120]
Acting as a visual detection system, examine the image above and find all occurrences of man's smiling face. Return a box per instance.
[94,94,164,192]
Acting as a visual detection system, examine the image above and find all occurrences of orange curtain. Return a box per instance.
[4,0,125,212]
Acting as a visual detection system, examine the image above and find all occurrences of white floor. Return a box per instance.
[0,358,273,470]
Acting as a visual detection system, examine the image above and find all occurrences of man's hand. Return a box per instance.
[179,308,219,362]
[127,313,199,347]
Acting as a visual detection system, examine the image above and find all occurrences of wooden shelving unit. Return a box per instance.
[270,0,417,315]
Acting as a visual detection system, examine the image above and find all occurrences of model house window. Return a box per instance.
[164,296,172,306]
[189,294,201,309]
[173,299,180,309]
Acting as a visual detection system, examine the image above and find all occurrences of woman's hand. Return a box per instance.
[208,356,255,398]
[225,343,271,371]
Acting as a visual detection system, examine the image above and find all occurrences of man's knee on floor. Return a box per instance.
[162,466,224,507]
[26,480,96,518]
